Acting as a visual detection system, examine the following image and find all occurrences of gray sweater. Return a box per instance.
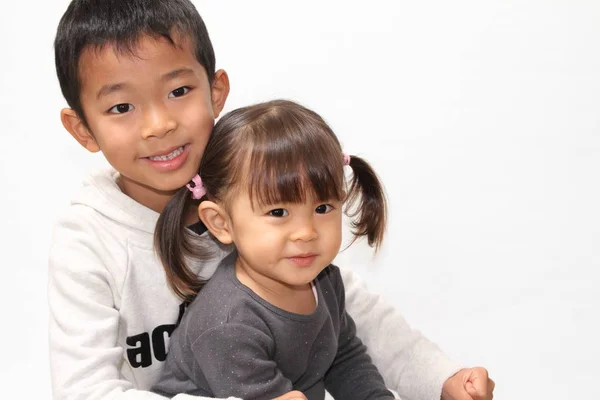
[153,252,394,400]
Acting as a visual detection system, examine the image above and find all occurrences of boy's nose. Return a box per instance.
[290,220,318,242]
[141,104,176,139]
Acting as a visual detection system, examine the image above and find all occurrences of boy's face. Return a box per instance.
[62,34,228,209]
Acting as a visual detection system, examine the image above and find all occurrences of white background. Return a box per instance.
[0,0,598,398]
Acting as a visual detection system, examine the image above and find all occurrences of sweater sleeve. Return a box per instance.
[190,323,294,400]
[48,211,237,400]
[339,267,462,400]
[323,268,395,400]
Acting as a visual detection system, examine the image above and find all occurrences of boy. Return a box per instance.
[49,0,494,399]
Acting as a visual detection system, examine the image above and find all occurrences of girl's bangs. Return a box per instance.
[245,144,345,208]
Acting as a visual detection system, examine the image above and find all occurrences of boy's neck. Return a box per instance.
[117,174,173,213]
[116,175,199,225]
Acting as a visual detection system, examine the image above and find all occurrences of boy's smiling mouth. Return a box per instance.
[147,145,186,161]
[143,144,191,172]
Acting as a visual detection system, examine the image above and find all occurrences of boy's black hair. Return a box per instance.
[54,0,216,127]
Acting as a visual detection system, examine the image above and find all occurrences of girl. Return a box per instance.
[152,100,393,400]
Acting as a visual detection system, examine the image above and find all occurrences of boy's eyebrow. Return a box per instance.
[162,67,195,81]
[95,69,196,100]
[96,83,125,100]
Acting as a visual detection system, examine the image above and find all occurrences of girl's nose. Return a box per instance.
[290,219,318,242]
[141,104,176,139]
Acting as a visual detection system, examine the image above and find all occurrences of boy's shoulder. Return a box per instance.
[53,167,159,240]
[48,168,161,282]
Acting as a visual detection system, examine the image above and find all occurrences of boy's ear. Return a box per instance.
[210,69,230,119]
[60,108,100,153]
[198,201,233,245]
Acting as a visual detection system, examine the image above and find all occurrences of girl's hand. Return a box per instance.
[272,390,307,400]
[441,367,495,400]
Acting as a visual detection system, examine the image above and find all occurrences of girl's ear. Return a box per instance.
[198,201,233,245]
[61,108,100,153]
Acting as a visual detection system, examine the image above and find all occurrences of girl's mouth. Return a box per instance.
[288,255,317,267]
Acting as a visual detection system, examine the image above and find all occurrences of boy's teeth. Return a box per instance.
[149,146,184,161]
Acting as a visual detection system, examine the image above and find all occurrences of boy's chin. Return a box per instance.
[119,174,190,197]
[152,180,192,194]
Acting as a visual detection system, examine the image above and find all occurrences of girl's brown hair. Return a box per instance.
[155,99,387,301]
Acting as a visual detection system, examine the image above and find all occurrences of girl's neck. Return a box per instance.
[235,257,316,315]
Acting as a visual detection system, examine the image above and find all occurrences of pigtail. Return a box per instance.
[155,187,207,302]
[344,155,387,250]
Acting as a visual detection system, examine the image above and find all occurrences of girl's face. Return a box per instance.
[226,191,343,293]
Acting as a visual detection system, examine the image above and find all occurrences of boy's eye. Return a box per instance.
[315,204,334,214]
[268,208,289,217]
[108,103,134,114]
[168,86,191,98]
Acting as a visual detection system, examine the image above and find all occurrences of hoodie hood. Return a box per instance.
[70,167,159,235]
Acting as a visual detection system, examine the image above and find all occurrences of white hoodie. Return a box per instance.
[48,168,460,400]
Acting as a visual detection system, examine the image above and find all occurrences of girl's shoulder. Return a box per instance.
[316,264,344,290]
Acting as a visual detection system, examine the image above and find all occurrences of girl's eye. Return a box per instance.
[268,208,289,217]
[169,86,191,98]
[315,204,334,214]
[108,103,134,114]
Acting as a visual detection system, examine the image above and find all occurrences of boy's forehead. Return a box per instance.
[80,33,193,68]
[77,33,201,91]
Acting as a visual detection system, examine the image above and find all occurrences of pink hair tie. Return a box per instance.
[342,153,351,166]
[186,174,206,199]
